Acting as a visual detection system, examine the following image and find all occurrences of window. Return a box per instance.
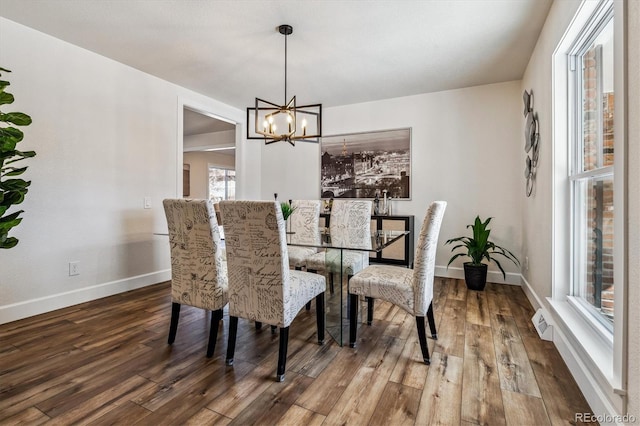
[208,167,235,202]
[568,11,614,331]
[552,0,627,410]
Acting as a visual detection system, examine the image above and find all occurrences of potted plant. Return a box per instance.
[280,201,296,221]
[445,216,519,291]
[1,67,35,249]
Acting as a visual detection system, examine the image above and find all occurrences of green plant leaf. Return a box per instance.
[0,91,14,105]
[0,126,24,143]
[0,190,26,206]
[0,80,9,91]
[2,150,36,164]
[0,236,19,249]
[1,166,28,177]
[0,112,32,126]
[0,178,31,191]
[0,214,23,232]
[446,215,519,272]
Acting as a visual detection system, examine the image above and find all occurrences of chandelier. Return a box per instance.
[246,25,322,146]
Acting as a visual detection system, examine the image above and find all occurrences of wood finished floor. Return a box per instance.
[0,278,597,425]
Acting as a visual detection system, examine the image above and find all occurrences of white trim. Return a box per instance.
[177,96,242,200]
[0,270,171,325]
[520,275,546,311]
[435,265,521,286]
[548,297,625,423]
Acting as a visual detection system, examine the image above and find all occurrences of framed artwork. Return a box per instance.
[320,128,411,199]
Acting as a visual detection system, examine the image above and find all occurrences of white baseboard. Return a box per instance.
[435,265,522,286]
[519,275,546,310]
[0,270,171,325]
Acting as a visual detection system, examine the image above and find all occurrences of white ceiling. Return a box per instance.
[183,108,235,136]
[0,0,552,111]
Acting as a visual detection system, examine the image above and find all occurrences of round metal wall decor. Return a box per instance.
[523,89,539,197]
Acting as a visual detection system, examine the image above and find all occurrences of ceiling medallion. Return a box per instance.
[246,25,322,146]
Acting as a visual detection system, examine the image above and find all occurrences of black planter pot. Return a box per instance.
[463,263,488,291]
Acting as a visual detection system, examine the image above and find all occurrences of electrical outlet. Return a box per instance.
[144,196,151,209]
[69,261,80,276]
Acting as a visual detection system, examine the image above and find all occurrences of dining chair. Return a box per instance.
[287,199,321,270]
[306,199,373,293]
[219,200,326,382]
[348,201,447,365]
[162,198,229,358]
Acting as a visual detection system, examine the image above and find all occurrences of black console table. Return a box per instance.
[320,214,414,268]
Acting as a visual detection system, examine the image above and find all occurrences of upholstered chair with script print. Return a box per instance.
[162,198,229,358]
[306,199,373,293]
[219,200,326,382]
[287,199,321,270]
[348,201,446,365]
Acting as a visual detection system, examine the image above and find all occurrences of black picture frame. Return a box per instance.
[320,128,411,200]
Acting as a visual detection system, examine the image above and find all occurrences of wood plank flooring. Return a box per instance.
[0,278,597,425]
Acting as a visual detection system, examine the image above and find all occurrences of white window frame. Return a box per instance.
[551,0,627,416]
[567,9,615,334]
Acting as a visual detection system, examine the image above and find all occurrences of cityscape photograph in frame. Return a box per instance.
[320,128,411,199]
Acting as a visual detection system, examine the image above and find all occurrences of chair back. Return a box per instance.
[329,199,372,251]
[290,200,321,247]
[219,200,290,326]
[412,201,447,316]
[162,198,228,310]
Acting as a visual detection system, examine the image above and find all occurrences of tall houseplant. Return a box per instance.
[1,67,35,249]
[445,216,519,291]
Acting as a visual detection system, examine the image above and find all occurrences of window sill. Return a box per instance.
[547,297,618,395]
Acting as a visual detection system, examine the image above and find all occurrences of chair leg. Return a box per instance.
[276,327,290,382]
[349,293,359,348]
[366,297,374,325]
[346,274,353,318]
[206,309,223,358]
[316,292,325,345]
[329,273,334,294]
[168,302,181,345]
[226,316,238,366]
[255,321,262,330]
[416,316,430,365]
[305,301,311,311]
[427,302,437,340]
[271,325,277,334]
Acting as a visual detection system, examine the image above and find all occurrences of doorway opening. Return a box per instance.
[182,107,236,201]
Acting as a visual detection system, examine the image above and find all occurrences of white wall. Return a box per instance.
[520,0,582,307]
[260,81,524,281]
[183,151,235,199]
[0,18,245,323]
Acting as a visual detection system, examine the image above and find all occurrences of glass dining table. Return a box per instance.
[156,226,409,346]
[286,228,409,346]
